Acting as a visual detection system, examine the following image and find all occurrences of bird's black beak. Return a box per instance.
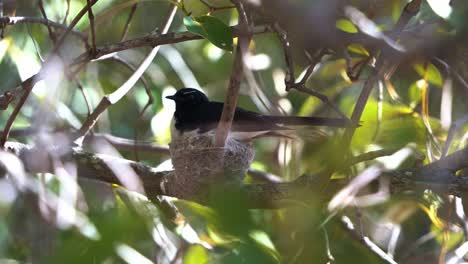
[166,95,176,100]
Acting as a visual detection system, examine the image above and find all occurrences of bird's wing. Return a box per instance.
[195,102,289,133]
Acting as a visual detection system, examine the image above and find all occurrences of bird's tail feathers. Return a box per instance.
[265,116,350,128]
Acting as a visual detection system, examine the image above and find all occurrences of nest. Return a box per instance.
[169,134,254,199]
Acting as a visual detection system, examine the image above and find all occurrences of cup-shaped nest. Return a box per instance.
[169,134,254,199]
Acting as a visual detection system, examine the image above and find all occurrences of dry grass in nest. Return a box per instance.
[169,134,254,198]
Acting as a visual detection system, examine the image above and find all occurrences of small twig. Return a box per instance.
[199,0,235,12]
[341,68,381,147]
[273,23,295,86]
[347,148,398,167]
[341,0,421,149]
[27,24,44,62]
[214,0,250,147]
[0,16,87,42]
[86,0,97,53]
[74,80,92,117]
[110,54,154,160]
[74,2,179,143]
[372,80,384,140]
[276,28,348,120]
[38,0,57,43]
[49,0,97,57]
[391,0,422,38]
[0,76,37,147]
[110,55,152,98]
[121,4,138,41]
[72,25,270,66]
[291,85,349,120]
[85,133,170,155]
[340,216,398,264]
[441,115,468,158]
[63,0,71,24]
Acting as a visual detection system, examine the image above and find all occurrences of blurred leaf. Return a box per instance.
[184,244,208,264]
[249,230,278,258]
[430,224,464,249]
[426,0,452,19]
[0,38,12,63]
[347,97,425,150]
[183,16,233,51]
[347,44,370,56]
[413,63,443,87]
[409,80,422,108]
[336,19,358,33]
[184,0,210,16]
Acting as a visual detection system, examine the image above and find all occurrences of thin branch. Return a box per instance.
[441,114,468,158]
[199,0,235,12]
[340,0,419,149]
[74,2,179,143]
[109,55,152,104]
[391,0,422,38]
[38,0,57,43]
[74,80,92,117]
[109,54,155,159]
[63,0,71,24]
[72,25,270,66]
[86,0,97,53]
[341,68,381,147]
[273,23,295,86]
[85,133,170,155]
[49,0,97,57]
[347,148,398,167]
[0,16,87,41]
[121,4,138,41]
[0,76,37,147]
[214,0,251,147]
[340,216,398,264]
[291,85,349,120]
[276,27,349,120]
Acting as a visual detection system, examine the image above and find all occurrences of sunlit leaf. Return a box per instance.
[347,44,370,56]
[249,230,278,258]
[408,80,423,108]
[413,63,443,87]
[183,16,233,51]
[336,19,358,33]
[184,245,209,264]
[430,224,464,249]
[184,0,210,16]
[426,0,452,19]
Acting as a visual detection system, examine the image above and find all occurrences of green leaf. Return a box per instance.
[184,245,208,264]
[184,16,233,51]
[413,63,443,87]
[347,44,370,56]
[336,19,358,33]
[409,80,422,108]
[184,0,210,16]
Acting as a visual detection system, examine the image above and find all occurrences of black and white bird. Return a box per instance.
[166,88,349,141]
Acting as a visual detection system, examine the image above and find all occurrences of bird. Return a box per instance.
[166,88,350,141]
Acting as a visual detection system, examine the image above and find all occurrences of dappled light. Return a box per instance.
[0,0,467,263]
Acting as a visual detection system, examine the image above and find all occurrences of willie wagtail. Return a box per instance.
[166,88,349,141]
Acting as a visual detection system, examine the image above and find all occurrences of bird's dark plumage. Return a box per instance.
[166,88,349,140]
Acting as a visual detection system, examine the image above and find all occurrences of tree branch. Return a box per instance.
[0,16,87,41]
[214,0,251,147]
[4,142,468,209]
[74,2,179,143]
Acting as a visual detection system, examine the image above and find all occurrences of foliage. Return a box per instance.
[0,0,467,263]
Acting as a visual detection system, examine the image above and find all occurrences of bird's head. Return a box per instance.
[166,88,209,109]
